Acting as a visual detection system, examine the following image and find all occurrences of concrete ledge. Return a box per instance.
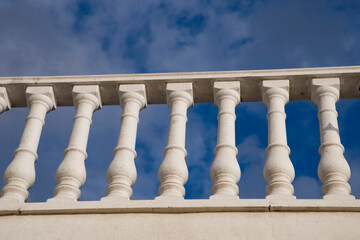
[269,199,360,212]
[0,198,21,215]
[1,199,360,239]
[19,199,270,215]
[1,199,360,215]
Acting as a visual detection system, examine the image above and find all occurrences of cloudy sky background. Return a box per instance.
[0,0,360,201]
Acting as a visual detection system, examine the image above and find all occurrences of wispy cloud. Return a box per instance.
[236,135,267,198]
[293,176,322,199]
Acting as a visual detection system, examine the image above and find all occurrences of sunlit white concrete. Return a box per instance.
[0,87,11,113]
[49,86,101,202]
[0,67,359,239]
[1,87,56,202]
[157,83,193,199]
[311,78,354,199]
[262,80,295,199]
[103,84,147,200]
[210,81,241,199]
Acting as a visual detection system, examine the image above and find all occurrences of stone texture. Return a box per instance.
[311,78,354,199]
[49,85,101,202]
[0,67,359,239]
[262,80,295,199]
[1,211,360,240]
[0,87,56,202]
[0,66,359,106]
[210,81,241,199]
[0,87,11,113]
[157,83,193,199]
[103,84,147,200]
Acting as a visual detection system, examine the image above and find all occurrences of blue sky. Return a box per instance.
[0,0,360,201]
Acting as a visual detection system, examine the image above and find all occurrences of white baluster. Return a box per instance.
[157,83,193,199]
[210,82,240,199]
[49,85,101,202]
[0,87,11,114]
[1,87,56,202]
[102,84,147,200]
[311,78,354,199]
[262,80,295,199]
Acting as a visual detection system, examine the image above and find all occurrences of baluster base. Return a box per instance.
[47,185,81,203]
[100,196,130,202]
[47,197,78,203]
[0,196,23,211]
[210,194,239,200]
[266,194,296,200]
[323,194,355,200]
[155,195,184,201]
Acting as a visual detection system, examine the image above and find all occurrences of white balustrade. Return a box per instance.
[210,82,241,199]
[0,87,56,202]
[311,78,354,199]
[157,83,193,199]
[49,85,101,202]
[103,84,147,200]
[0,67,359,205]
[0,87,11,114]
[262,80,295,199]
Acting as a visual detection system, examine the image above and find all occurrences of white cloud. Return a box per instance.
[236,135,267,198]
[293,176,322,199]
[237,134,266,164]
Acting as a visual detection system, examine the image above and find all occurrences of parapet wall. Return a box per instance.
[1,199,359,240]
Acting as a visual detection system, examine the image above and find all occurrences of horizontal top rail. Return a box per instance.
[0,66,360,107]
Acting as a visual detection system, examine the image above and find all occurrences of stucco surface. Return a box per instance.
[0,212,359,240]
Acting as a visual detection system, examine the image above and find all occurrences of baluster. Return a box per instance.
[157,83,193,199]
[0,87,56,202]
[210,82,240,199]
[311,78,354,199]
[262,80,295,199]
[48,85,101,202]
[102,84,147,200]
[0,87,11,114]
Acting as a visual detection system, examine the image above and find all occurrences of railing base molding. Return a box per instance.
[0,199,359,216]
[1,200,360,240]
